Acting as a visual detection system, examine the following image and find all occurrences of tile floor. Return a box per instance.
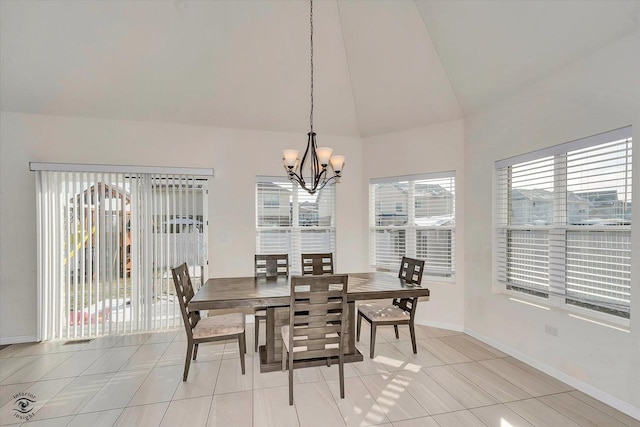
[0,323,638,426]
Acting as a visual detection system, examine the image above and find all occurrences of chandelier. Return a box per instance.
[282,0,345,195]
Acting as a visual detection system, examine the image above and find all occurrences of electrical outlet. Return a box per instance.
[545,324,559,337]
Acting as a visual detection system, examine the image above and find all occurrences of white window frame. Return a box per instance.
[256,176,336,275]
[369,171,456,280]
[495,127,632,323]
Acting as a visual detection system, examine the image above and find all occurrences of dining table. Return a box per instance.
[189,271,430,372]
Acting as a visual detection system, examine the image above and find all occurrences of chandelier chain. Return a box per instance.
[282,0,343,195]
[309,0,314,133]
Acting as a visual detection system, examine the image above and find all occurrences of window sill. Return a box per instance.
[498,288,631,331]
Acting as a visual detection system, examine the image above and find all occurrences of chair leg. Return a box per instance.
[242,331,247,354]
[370,323,377,359]
[288,348,294,406]
[409,323,417,354]
[394,325,399,339]
[254,315,260,352]
[238,334,246,375]
[183,341,194,381]
[282,346,287,372]
[339,349,345,399]
[193,343,199,360]
[356,312,362,342]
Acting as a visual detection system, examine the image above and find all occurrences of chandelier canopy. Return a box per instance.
[282,0,345,195]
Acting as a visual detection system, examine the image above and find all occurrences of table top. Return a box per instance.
[189,272,430,310]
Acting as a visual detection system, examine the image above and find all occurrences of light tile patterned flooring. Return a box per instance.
[0,323,638,426]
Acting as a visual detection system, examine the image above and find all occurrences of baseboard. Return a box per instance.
[416,319,464,332]
[0,335,38,346]
[464,327,640,421]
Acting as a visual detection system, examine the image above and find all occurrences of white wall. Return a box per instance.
[0,112,365,343]
[1,27,637,419]
[362,120,466,330]
[464,33,640,413]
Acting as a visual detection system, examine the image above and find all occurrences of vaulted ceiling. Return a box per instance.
[1,0,638,138]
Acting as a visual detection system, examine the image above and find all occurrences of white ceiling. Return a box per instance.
[1,0,638,138]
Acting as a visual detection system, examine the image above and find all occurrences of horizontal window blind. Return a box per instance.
[36,169,207,340]
[370,172,455,278]
[496,127,632,318]
[256,177,335,275]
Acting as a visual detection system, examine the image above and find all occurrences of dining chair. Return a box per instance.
[301,252,334,275]
[253,254,289,351]
[281,274,348,405]
[356,257,425,358]
[172,263,246,381]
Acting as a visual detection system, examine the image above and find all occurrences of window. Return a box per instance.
[369,172,456,279]
[264,194,280,208]
[496,127,632,319]
[256,177,335,275]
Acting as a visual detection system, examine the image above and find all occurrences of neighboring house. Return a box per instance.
[510,188,555,226]
[299,201,318,226]
[510,188,590,226]
[575,190,632,224]
[510,188,632,226]
[258,182,333,227]
[257,182,292,226]
[374,183,408,226]
[414,183,454,220]
[374,182,454,226]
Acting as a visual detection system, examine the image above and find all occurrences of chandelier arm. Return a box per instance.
[310,133,320,190]
[315,174,337,194]
[287,166,336,195]
[298,132,314,188]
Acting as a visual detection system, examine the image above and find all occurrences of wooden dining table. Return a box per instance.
[189,272,430,372]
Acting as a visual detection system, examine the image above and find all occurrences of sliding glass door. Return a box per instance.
[35,169,208,340]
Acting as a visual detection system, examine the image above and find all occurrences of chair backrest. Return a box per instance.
[301,253,334,275]
[392,296,419,320]
[255,254,289,278]
[288,274,348,361]
[171,263,200,339]
[398,257,425,285]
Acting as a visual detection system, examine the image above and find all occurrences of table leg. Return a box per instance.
[266,306,275,362]
[347,301,356,354]
[264,306,289,365]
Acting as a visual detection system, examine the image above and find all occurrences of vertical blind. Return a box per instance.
[496,127,632,318]
[369,172,456,278]
[35,167,208,340]
[256,177,335,275]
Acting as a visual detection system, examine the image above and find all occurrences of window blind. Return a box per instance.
[496,127,632,318]
[36,169,207,340]
[369,172,455,278]
[256,177,335,275]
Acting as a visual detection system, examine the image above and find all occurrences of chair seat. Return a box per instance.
[193,313,244,340]
[281,325,339,353]
[358,303,409,322]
